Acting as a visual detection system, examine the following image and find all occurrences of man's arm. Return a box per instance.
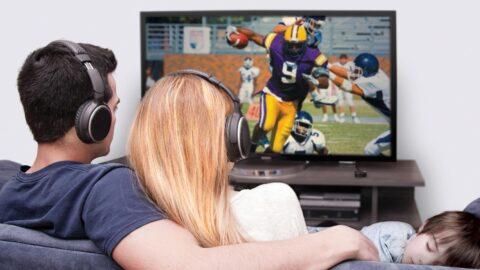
[328,64,349,79]
[273,24,288,33]
[328,71,365,96]
[273,18,304,33]
[113,220,379,270]
[236,27,266,47]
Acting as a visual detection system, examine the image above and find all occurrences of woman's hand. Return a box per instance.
[314,225,380,262]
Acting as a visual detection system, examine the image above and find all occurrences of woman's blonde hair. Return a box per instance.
[128,73,245,247]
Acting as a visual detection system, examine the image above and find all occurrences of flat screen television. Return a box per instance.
[141,11,396,161]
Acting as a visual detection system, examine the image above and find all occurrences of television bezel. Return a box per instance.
[140,10,397,162]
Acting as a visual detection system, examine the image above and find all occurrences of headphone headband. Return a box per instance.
[50,40,106,103]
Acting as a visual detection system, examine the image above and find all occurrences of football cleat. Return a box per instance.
[322,114,328,122]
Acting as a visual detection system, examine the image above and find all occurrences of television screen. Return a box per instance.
[141,11,396,161]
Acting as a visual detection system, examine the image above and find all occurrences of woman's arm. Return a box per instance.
[113,219,379,270]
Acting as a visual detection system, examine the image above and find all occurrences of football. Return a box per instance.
[227,32,249,49]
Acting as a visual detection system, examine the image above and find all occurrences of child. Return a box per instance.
[230,183,480,268]
[362,211,480,268]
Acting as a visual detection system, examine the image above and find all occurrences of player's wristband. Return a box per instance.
[328,71,337,81]
[340,79,353,92]
[329,72,353,92]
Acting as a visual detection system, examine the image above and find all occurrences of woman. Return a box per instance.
[128,70,311,248]
[129,71,245,247]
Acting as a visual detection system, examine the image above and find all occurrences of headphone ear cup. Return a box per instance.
[75,101,112,144]
[89,104,112,142]
[225,113,251,162]
[225,114,238,162]
[238,117,251,158]
[75,101,95,144]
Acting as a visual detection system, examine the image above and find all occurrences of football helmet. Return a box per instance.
[292,111,313,142]
[304,16,326,34]
[350,53,379,80]
[304,16,325,47]
[283,25,308,58]
[243,57,253,69]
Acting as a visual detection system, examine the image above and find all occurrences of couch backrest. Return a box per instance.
[0,160,20,190]
[0,223,121,270]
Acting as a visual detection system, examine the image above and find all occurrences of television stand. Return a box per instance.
[230,157,309,178]
[230,159,425,229]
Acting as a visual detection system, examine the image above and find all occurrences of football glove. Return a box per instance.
[312,66,329,78]
[302,73,319,87]
[226,25,238,36]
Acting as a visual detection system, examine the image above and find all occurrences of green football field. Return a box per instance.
[242,98,391,155]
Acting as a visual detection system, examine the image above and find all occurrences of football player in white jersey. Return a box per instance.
[324,53,391,156]
[283,111,328,155]
[333,54,360,124]
[145,66,156,90]
[238,57,260,107]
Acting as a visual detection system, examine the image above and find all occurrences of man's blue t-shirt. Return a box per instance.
[0,161,166,256]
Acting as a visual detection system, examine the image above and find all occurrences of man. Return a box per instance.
[326,52,391,156]
[228,25,330,153]
[145,66,156,90]
[320,81,342,123]
[238,56,260,108]
[333,54,360,124]
[283,111,328,155]
[0,41,378,269]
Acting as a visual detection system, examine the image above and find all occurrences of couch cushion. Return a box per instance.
[0,223,120,270]
[332,261,469,270]
[0,160,20,190]
[464,198,480,219]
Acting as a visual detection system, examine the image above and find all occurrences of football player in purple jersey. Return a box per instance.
[226,24,330,153]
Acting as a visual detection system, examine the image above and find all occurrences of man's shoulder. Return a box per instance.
[269,33,283,51]
[44,161,136,189]
[76,163,137,188]
[66,162,132,177]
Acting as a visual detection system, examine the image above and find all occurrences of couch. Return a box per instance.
[0,160,474,269]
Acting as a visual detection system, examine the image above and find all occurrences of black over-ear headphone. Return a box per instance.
[167,69,251,162]
[50,40,112,144]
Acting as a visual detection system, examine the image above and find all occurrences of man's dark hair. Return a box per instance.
[17,42,117,143]
[339,54,348,59]
[419,211,480,268]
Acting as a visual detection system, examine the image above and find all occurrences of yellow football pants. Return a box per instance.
[259,92,298,153]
